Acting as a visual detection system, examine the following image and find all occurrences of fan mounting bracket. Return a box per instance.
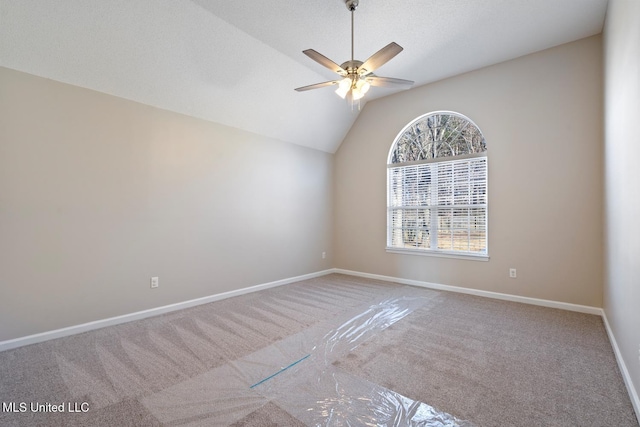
[344,0,359,12]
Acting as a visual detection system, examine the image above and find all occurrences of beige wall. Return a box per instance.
[334,35,603,307]
[0,33,612,346]
[603,0,640,411]
[0,67,333,342]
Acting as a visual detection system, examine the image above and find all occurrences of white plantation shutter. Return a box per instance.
[387,112,488,257]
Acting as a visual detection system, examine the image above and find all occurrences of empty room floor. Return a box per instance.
[0,274,637,426]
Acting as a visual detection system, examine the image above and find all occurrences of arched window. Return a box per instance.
[387,111,488,258]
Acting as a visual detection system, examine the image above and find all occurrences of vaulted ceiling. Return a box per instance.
[0,0,608,153]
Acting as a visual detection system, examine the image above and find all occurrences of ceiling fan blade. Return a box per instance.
[359,42,404,74]
[366,76,414,88]
[294,80,341,92]
[303,49,347,76]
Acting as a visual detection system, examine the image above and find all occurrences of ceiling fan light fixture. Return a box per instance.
[336,76,369,102]
[352,87,367,101]
[352,90,365,101]
[356,78,370,95]
[335,77,352,98]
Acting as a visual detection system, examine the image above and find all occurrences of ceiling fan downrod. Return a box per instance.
[345,0,358,62]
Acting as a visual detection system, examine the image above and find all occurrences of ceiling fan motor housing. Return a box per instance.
[340,60,365,75]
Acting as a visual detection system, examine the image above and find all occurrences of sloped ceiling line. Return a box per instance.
[0,0,607,153]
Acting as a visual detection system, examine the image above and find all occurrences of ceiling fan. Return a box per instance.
[295,0,414,104]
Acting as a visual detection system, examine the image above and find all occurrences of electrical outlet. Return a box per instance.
[509,268,517,278]
[150,277,159,288]
[322,252,326,259]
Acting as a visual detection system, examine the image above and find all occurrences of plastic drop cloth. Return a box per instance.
[142,287,474,426]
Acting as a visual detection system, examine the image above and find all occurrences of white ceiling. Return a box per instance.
[0,0,608,153]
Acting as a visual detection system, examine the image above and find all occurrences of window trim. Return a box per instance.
[386,151,488,168]
[385,247,489,261]
[386,111,488,258]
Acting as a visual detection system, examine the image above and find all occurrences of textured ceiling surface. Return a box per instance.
[0,0,607,152]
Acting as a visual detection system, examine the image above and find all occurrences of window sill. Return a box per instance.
[385,247,489,261]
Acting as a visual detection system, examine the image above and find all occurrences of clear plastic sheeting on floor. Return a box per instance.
[142,287,474,426]
[232,294,424,391]
[140,363,270,425]
[264,365,473,427]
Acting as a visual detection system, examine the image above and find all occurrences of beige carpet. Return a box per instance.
[0,274,637,426]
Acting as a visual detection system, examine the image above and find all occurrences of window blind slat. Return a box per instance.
[388,156,487,254]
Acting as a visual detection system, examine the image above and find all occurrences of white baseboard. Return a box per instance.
[334,268,640,422]
[2,267,637,422]
[0,269,334,352]
[332,268,603,315]
[601,311,640,424]
[0,267,603,351]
